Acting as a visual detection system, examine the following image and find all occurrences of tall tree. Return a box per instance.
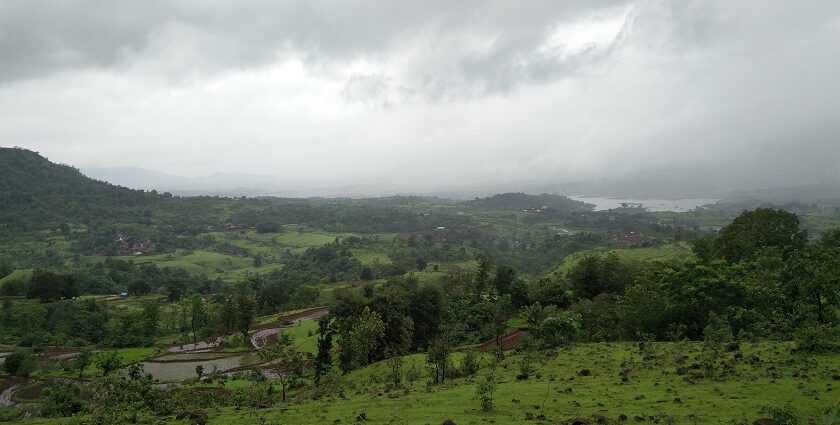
[715,208,806,263]
[351,307,385,366]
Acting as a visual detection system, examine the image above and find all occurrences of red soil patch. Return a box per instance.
[469,330,528,352]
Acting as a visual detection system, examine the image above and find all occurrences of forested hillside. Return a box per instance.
[2,149,840,424]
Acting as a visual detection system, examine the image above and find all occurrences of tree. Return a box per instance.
[234,282,256,343]
[258,334,305,402]
[27,271,78,302]
[350,306,385,366]
[141,300,160,337]
[416,257,428,271]
[385,351,404,388]
[359,266,374,281]
[568,254,632,299]
[692,235,717,264]
[475,373,497,412]
[493,265,517,295]
[488,302,509,356]
[538,311,582,347]
[715,208,806,263]
[187,294,206,342]
[314,316,334,385]
[95,351,122,376]
[426,334,452,384]
[787,245,840,324]
[820,228,840,249]
[41,382,86,417]
[75,349,94,379]
[474,255,492,295]
[3,350,37,377]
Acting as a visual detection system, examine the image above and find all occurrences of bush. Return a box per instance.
[3,350,37,377]
[759,403,799,425]
[461,350,480,376]
[517,354,534,380]
[41,382,86,417]
[794,324,839,353]
[475,373,497,412]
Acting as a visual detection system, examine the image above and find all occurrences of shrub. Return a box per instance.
[759,403,799,425]
[40,382,86,417]
[3,350,37,377]
[794,324,838,353]
[475,373,497,412]
[517,354,533,380]
[461,350,480,376]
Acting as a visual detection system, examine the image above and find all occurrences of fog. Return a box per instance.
[1,1,839,197]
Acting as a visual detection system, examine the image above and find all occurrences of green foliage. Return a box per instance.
[3,349,37,377]
[715,208,806,263]
[88,363,172,424]
[475,372,498,412]
[95,351,123,376]
[40,382,86,417]
[26,270,79,302]
[759,403,799,425]
[75,348,94,378]
[568,253,636,299]
[350,307,385,366]
[426,334,453,384]
[460,350,480,376]
[794,324,839,353]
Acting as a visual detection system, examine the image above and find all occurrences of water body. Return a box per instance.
[139,352,263,382]
[571,197,719,212]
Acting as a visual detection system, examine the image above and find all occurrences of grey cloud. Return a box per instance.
[1,0,839,195]
[1,0,629,92]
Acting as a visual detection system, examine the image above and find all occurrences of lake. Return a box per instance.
[571,197,719,212]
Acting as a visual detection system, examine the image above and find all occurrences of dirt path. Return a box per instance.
[279,307,329,324]
[467,330,528,352]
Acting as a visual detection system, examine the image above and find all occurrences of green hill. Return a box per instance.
[0,147,166,232]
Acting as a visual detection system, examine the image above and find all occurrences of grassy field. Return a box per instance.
[212,342,837,424]
[0,269,33,286]
[548,242,695,277]
[284,319,319,354]
[7,341,839,424]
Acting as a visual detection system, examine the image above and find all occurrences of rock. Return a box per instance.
[578,369,591,376]
[676,367,689,375]
[753,419,780,425]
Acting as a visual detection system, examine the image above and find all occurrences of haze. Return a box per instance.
[1,1,839,196]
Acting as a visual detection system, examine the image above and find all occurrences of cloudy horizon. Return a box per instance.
[2,1,839,194]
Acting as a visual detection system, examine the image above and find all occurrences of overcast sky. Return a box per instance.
[1,1,839,191]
